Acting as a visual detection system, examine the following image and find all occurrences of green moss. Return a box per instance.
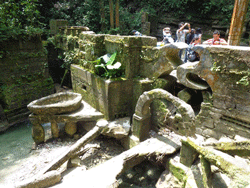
[169,160,187,187]
[2,77,54,110]
[183,138,250,187]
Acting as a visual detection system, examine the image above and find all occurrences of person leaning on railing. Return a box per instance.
[203,30,228,45]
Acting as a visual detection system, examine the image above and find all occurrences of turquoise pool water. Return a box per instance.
[0,121,33,171]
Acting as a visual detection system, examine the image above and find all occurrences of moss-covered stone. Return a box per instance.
[206,140,250,157]
[71,64,133,120]
[0,36,54,131]
[183,138,250,187]
[169,158,188,187]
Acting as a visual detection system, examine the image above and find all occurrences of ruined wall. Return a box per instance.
[184,45,250,139]
[0,36,54,131]
[52,26,177,120]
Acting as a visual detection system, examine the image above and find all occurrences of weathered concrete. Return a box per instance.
[189,45,250,139]
[132,88,195,141]
[183,137,250,187]
[71,65,134,120]
[29,100,103,144]
[16,170,61,188]
[177,62,209,90]
[27,92,82,115]
[0,35,54,131]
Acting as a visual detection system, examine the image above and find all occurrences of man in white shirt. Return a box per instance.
[176,22,191,42]
[176,22,191,62]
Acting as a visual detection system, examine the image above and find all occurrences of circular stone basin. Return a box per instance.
[27,92,82,115]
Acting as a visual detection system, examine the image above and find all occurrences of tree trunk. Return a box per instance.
[228,0,249,46]
[99,0,105,32]
[109,0,114,29]
[115,0,119,28]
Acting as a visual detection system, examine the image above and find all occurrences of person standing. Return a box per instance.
[176,22,191,62]
[186,29,196,44]
[176,22,191,42]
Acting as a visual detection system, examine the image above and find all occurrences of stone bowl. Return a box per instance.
[27,92,82,115]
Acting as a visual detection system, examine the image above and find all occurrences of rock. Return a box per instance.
[234,135,248,141]
[67,156,81,168]
[212,172,231,188]
[101,117,131,139]
[177,88,193,103]
[155,169,182,188]
[180,140,198,167]
[183,137,250,187]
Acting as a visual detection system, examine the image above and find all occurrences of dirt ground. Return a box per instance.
[0,133,125,187]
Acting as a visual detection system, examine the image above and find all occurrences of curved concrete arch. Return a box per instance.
[177,62,210,90]
[135,89,195,119]
[132,89,195,141]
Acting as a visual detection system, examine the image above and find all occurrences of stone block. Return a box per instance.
[169,157,189,185]
[71,65,133,120]
[180,141,198,167]
[101,117,131,139]
[141,22,151,36]
[50,19,68,35]
[141,12,148,23]
[104,35,125,54]
[202,129,221,139]
[200,155,212,188]
[131,114,151,141]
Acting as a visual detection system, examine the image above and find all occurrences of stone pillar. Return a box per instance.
[51,120,59,138]
[141,12,150,36]
[65,121,77,137]
[50,19,68,35]
[180,140,198,167]
[30,118,45,144]
[200,155,212,188]
[228,0,249,46]
[131,114,151,141]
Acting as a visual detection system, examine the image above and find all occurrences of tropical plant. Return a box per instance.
[93,52,124,79]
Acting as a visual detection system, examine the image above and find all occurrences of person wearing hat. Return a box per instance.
[162,27,174,44]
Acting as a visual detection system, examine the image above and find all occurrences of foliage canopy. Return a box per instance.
[1,0,249,39]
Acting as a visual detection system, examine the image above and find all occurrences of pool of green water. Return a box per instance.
[0,121,33,171]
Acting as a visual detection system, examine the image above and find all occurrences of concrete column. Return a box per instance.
[131,114,151,141]
[51,120,59,138]
[65,121,77,136]
[228,0,249,46]
[30,118,45,144]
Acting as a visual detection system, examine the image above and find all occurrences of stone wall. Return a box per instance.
[0,35,54,131]
[177,45,250,139]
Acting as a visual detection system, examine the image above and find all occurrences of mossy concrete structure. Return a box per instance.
[0,36,54,132]
[52,25,182,121]
[177,45,250,139]
[52,24,250,141]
